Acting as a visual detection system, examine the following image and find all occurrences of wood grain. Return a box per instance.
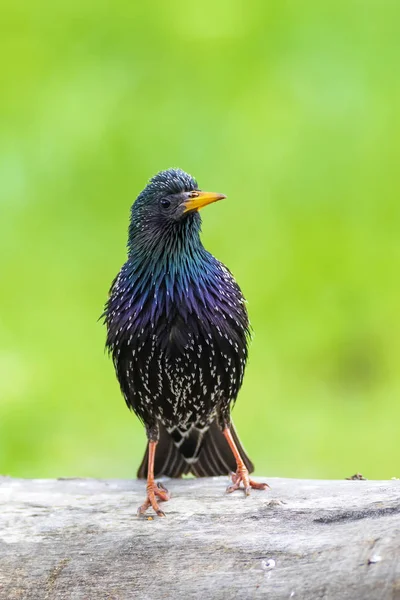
[1,477,399,599]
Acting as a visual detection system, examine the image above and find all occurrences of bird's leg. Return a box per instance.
[137,440,170,518]
[223,427,269,496]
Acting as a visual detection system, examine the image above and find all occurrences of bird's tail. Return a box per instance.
[137,420,254,479]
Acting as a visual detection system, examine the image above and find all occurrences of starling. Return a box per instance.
[104,168,268,517]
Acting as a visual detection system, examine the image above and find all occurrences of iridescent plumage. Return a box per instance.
[104,169,267,515]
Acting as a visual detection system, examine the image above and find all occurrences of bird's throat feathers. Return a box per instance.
[128,209,203,266]
[106,210,248,351]
[124,211,213,316]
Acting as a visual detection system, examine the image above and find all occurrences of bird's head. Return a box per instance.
[128,168,226,253]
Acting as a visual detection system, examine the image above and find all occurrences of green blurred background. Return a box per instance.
[1,1,399,480]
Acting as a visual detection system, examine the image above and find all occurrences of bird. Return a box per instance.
[104,168,268,517]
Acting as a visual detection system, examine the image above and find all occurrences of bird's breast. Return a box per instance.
[105,258,249,425]
[115,322,246,428]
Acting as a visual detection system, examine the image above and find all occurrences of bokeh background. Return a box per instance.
[1,1,399,479]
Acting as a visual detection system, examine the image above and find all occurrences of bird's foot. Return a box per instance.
[226,468,269,496]
[137,482,170,518]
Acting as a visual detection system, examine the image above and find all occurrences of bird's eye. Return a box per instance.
[160,198,171,209]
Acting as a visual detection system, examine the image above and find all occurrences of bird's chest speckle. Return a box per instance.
[113,317,246,429]
[105,258,249,428]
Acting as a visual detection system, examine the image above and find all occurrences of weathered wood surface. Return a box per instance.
[0,477,399,600]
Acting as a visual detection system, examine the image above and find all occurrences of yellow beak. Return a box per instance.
[183,191,227,213]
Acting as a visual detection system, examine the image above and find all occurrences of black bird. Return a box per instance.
[104,169,268,516]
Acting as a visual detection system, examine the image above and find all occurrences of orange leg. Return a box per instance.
[223,427,269,496]
[137,441,170,517]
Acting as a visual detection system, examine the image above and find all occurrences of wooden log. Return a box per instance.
[0,477,399,599]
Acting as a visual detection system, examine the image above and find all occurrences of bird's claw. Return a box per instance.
[155,482,170,498]
[137,481,170,518]
[226,469,269,496]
